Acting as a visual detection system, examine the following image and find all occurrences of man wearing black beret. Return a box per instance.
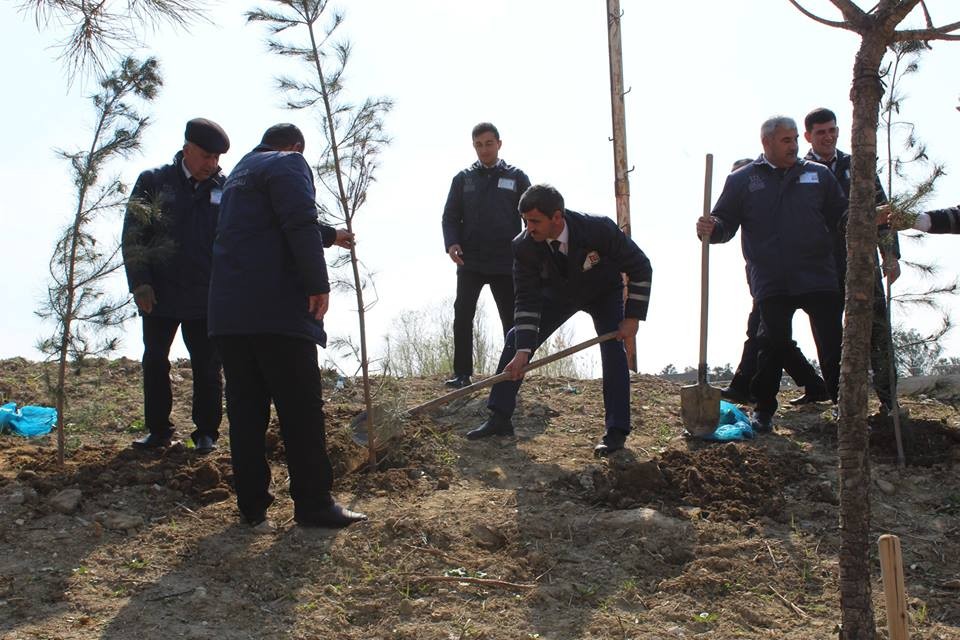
[122,117,230,454]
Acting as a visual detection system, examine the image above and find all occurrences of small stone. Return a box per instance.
[398,599,415,616]
[7,491,26,505]
[49,488,83,514]
[942,579,960,590]
[677,506,702,520]
[803,463,818,476]
[436,478,450,490]
[96,511,144,531]
[470,524,507,551]
[193,586,207,599]
[875,478,896,495]
[14,519,25,526]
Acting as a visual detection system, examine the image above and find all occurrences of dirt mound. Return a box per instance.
[868,416,960,466]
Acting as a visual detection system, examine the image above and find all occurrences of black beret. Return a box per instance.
[184,118,230,154]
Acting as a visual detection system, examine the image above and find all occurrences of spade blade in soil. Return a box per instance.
[680,382,721,437]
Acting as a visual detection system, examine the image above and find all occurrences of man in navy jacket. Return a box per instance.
[697,116,847,432]
[208,123,364,529]
[441,122,531,389]
[467,184,652,457]
[122,118,229,454]
[804,107,900,414]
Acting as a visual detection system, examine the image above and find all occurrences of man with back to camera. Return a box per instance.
[803,107,901,415]
[441,122,531,389]
[122,118,229,455]
[696,116,847,433]
[208,123,364,529]
[466,184,652,457]
[720,157,828,407]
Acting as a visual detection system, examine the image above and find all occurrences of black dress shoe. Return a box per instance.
[296,503,368,528]
[444,374,472,389]
[193,435,217,454]
[788,388,831,405]
[131,433,172,449]
[594,431,628,457]
[720,386,754,404]
[750,411,774,433]
[466,412,514,440]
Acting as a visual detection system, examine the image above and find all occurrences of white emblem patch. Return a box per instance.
[799,172,820,184]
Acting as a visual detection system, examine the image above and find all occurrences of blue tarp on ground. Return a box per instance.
[700,400,755,441]
[0,402,58,437]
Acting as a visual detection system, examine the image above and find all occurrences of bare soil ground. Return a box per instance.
[1,356,959,640]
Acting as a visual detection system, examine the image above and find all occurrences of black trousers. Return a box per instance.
[216,334,335,523]
[452,269,514,376]
[752,292,843,414]
[839,267,896,407]
[729,301,826,394]
[141,315,222,442]
[488,287,631,434]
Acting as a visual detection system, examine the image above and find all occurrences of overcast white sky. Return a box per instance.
[1,0,958,377]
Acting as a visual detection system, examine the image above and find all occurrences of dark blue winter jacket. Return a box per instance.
[121,151,224,319]
[708,157,847,301]
[441,159,531,275]
[207,144,337,346]
[511,210,652,351]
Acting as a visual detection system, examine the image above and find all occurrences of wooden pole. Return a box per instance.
[605,0,636,372]
[878,534,909,640]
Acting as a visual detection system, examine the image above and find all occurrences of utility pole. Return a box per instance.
[605,0,636,371]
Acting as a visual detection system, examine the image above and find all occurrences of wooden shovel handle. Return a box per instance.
[408,331,621,417]
[698,154,713,385]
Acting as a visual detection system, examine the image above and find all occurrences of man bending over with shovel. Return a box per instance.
[466,184,652,457]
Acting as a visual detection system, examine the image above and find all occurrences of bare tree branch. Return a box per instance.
[786,0,851,29]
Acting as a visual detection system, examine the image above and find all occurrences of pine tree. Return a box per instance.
[248,0,392,467]
[36,56,162,465]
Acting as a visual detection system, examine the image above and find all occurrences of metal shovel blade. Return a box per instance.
[680,382,722,436]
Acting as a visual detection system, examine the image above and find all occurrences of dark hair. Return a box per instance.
[261,123,305,150]
[519,184,564,215]
[471,122,500,140]
[804,107,837,132]
[730,157,753,172]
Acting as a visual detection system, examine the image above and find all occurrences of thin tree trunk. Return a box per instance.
[837,33,887,640]
[305,19,377,468]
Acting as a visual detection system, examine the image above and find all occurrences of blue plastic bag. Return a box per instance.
[699,400,755,441]
[0,402,58,437]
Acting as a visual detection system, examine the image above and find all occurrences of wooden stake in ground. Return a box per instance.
[878,534,909,640]
[605,0,636,372]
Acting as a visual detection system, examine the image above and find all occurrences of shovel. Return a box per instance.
[681,153,721,436]
[351,330,620,447]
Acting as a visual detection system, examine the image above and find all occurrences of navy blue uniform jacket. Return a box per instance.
[512,210,652,351]
[927,205,960,233]
[441,160,531,275]
[208,144,337,346]
[708,158,847,301]
[121,151,224,319]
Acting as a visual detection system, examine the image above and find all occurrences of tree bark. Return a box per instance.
[837,31,887,640]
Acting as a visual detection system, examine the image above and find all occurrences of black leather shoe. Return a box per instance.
[594,431,628,457]
[751,411,774,433]
[720,386,754,404]
[788,388,831,405]
[465,412,514,440]
[444,374,472,389]
[193,435,217,454]
[131,433,172,449]
[296,503,368,528]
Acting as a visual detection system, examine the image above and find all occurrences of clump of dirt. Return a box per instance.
[657,443,795,521]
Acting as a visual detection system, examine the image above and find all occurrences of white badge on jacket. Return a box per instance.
[497,178,516,191]
[210,189,223,205]
[799,172,820,184]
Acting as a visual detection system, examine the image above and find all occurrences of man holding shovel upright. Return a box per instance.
[466,184,652,457]
[696,116,847,433]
